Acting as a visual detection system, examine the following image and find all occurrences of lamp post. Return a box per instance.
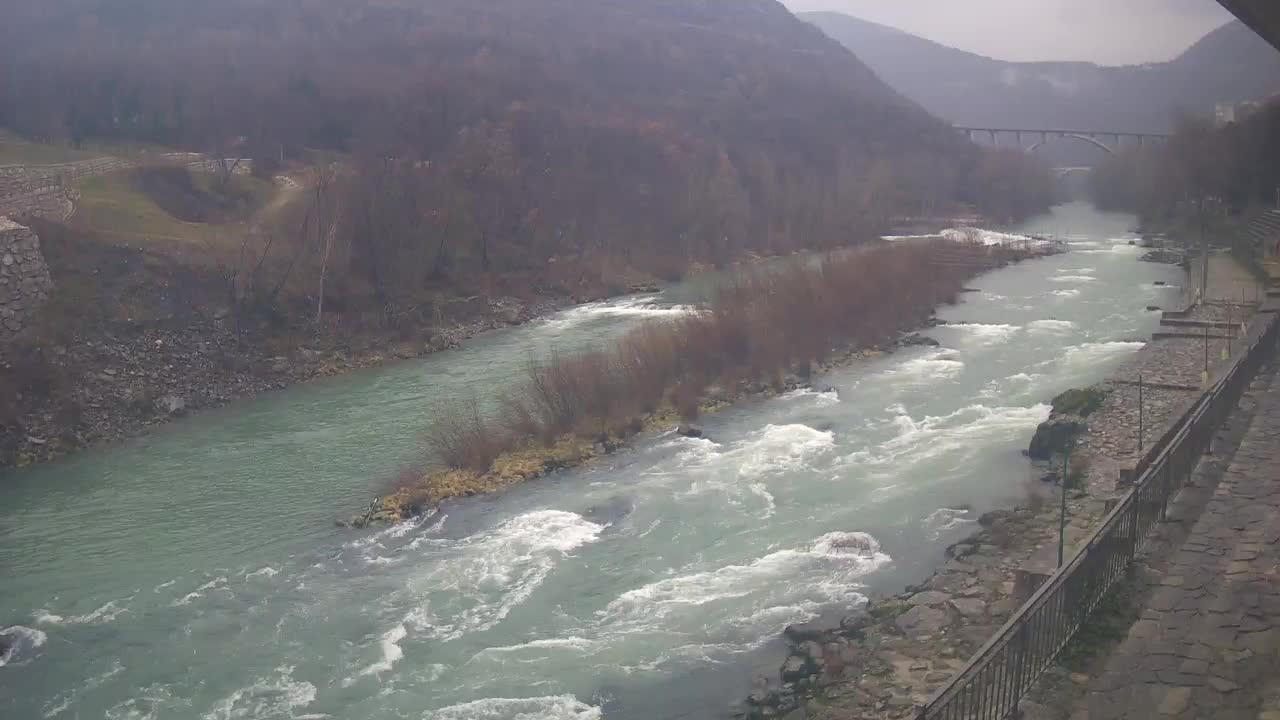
[1059,443,1071,568]
[1200,197,1209,304]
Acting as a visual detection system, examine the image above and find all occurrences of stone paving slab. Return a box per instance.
[1086,369,1280,720]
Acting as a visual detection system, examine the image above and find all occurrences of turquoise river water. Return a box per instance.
[0,203,1183,720]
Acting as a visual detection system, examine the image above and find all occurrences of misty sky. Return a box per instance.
[782,0,1236,65]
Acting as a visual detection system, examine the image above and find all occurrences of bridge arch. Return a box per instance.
[1027,134,1116,155]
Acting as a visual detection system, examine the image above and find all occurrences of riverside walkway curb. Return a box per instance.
[1086,367,1280,719]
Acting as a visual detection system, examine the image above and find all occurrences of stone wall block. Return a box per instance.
[0,217,53,344]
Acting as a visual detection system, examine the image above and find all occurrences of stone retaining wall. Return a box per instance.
[0,187,75,222]
[0,217,54,343]
[0,157,131,221]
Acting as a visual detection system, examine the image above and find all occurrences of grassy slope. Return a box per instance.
[0,130,177,166]
[70,172,277,256]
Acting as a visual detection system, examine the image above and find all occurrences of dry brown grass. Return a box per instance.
[421,239,1013,475]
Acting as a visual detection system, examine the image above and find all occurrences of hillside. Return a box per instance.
[804,13,1280,134]
[0,0,1059,466]
[0,1,1061,305]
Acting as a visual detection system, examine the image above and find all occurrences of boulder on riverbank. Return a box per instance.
[1028,415,1086,461]
[900,333,940,348]
[1027,386,1110,461]
[1049,386,1109,418]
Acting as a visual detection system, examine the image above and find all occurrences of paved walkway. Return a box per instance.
[1087,368,1280,719]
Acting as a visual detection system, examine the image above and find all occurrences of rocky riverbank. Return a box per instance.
[0,291,570,471]
[735,266,1246,719]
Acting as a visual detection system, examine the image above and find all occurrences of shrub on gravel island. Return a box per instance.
[423,239,1015,474]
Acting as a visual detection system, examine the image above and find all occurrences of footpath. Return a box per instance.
[1082,362,1280,718]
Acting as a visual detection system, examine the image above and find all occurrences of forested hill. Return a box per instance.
[0,0,1052,288]
[803,12,1280,133]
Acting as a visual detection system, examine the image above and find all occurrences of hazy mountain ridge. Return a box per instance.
[803,12,1280,133]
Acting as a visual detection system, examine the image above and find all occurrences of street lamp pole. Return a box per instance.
[1059,444,1071,568]
[1200,197,1209,304]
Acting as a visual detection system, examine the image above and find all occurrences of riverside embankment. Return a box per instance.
[0,203,1183,720]
[740,252,1263,720]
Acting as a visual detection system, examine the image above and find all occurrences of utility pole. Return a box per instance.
[1203,324,1211,387]
[1138,374,1145,455]
[1200,197,1209,305]
[1059,444,1071,568]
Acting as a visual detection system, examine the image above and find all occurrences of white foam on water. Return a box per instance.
[104,683,191,720]
[0,626,48,667]
[430,695,602,720]
[882,348,964,383]
[674,425,831,519]
[173,577,228,607]
[153,579,177,592]
[365,555,403,566]
[1060,341,1146,370]
[736,424,835,480]
[1075,240,1142,256]
[355,625,407,679]
[474,636,599,657]
[404,511,604,642]
[598,531,888,631]
[1050,275,1096,283]
[748,482,777,519]
[848,403,1051,470]
[1027,319,1078,334]
[1052,289,1081,298]
[43,696,74,718]
[198,577,228,592]
[203,666,318,719]
[940,228,1042,247]
[42,660,125,717]
[781,387,839,405]
[949,323,1019,342]
[540,297,694,331]
[923,508,977,541]
[34,598,131,626]
[246,566,279,580]
[669,435,722,468]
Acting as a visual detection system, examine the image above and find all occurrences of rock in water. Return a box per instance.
[901,333,940,347]
[783,622,831,644]
[676,424,704,438]
[158,395,187,416]
[1027,416,1086,460]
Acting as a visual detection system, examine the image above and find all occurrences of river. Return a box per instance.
[0,203,1182,720]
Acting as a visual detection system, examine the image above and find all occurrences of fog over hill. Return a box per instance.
[804,12,1280,134]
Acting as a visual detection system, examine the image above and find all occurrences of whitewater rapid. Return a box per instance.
[0,204,1186,720]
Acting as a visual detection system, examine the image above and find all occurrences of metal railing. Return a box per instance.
[917,309,1279,720]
